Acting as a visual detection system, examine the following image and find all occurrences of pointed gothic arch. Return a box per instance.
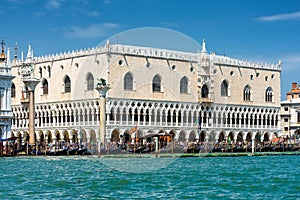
[221,80,229,96]
[201,84,209,98]
[243,85,251,101]
[265,87,273,102]
[152,74,161,92]
[42,79,49,95]
[11,82,16,97]
[180,76,189,94]
[64,75,71,93]
[124,72,134,90]
[86,73,94,91]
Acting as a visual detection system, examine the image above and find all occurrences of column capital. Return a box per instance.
[22,78,40,91]
[95,85,111,98]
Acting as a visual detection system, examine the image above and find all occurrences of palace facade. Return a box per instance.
[10,39,282,150]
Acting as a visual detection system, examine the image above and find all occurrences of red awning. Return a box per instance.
[270,137,283,143]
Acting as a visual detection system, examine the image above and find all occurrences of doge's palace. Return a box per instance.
[10,38,281,150]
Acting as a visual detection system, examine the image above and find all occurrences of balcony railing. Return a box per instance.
[198,97,214,103]
[20,97,29,105]
[0,110,13,117]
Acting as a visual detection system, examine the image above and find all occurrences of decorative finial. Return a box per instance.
[201,39,207,53]
[1,38,5,54]
[25,44,33,64]
[14,42,18,60]
[0,38,6,61]
[105,39,110,47]
[7,47,10,66]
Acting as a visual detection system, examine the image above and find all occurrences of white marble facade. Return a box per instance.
[9,39,282,148]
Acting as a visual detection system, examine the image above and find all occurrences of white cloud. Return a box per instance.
[257,11,300,21]
[88,11,100,17]
[45,0,63,10]
[65,23,120,38]
[103,0,111,4]
[282,54,300,70]
[285,55,300,63]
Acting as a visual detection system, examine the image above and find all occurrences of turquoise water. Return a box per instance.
[0,155,299,199]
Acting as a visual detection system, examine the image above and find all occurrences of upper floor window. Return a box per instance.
[152,74,161,92]
[22,86,29,99]
[201,84,209,98]
[243,85,251,101]
[64,76,71,93]
[124,72,133,90]
[11,83,16,98]
[39,67,42,79]
[87,73,94,91]
[47,66,51,77]
[221,80,229,96]
[180,76,188,94]
[42,79,48,95]
[265,87,273,102]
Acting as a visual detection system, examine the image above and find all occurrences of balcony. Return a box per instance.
[20,97,29,105]
[198,97,214,103]
[0,110,13,119]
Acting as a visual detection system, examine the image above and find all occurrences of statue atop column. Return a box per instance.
[201,39,207,53]
[21,45,35,79]
[97,78,107,87]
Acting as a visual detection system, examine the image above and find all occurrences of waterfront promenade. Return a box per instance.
[100,151,300,158]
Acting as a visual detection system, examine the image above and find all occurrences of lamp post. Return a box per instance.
[95,78,110,157]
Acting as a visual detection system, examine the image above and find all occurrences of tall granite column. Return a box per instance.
[95,80,110,156]
[23,80,39,145]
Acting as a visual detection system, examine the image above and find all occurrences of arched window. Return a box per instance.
[221,80,229,96]
[11,83,16,98]
[47,66,51,77]
[23,86,29,99]
[265,87,273,102]
[124,72,133,90]
[243,85,251,101]
[201,84,209,98]
[39,67,42,79]
[64,76,71,93]
[180,76,188,94]
[152,74,161,92]
[42,79,48,95]
[87,73,94,91]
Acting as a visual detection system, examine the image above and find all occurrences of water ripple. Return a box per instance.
[0,156,300,199]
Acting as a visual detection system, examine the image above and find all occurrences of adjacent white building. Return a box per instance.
[0,40,14,140]
[281,82,300,138]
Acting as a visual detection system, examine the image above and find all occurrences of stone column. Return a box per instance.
[251,138,255,156]
[0,88,4,110]
[23,80,39,145]
[2,89,7,110]
[95,83,110,156]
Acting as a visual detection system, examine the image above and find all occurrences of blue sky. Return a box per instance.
[1,0,300,99]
